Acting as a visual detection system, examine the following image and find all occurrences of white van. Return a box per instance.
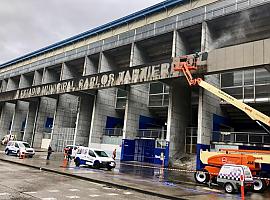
[5,141,35,158]
[74,146,116,170]
[217,164,253,193]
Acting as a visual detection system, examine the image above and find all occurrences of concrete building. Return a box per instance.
[0,0,270,166]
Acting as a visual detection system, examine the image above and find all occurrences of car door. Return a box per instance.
[14,142,19,153]
[88,150,96,163]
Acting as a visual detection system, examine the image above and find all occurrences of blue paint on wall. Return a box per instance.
[45,117,53,129]
[139,115,164,129]
[212,114,231,141]
[105,116,124,129]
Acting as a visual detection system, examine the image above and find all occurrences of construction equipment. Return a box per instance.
[172,53,270,129]
[199,148,270,192]
[172,53,270,192]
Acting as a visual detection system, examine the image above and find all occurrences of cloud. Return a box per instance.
[0,0,163,64]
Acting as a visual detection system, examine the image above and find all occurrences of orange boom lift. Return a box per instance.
[172,53,270,192]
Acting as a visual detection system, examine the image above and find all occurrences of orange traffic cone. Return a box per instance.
[19,151,25,159]
[60,152,68,168]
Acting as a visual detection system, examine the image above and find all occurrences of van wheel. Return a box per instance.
[194,171,209,184]
[224,183,234,194]
[74,158,80,167]
[93,161,100,169]
[253,179,266,192]
[5,149,9,155]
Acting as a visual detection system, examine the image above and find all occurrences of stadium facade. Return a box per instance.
[0,0,270,165]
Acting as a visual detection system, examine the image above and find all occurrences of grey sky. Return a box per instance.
[0,0,163,64]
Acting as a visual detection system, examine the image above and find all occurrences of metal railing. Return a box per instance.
[137,129,166,139]
[103,128,123,137]
[212,131,270,145]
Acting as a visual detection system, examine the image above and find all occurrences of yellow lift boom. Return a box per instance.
[172,53,270,131]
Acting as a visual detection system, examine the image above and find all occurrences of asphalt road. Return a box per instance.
[0,161,164,200]
[1,154,270,200]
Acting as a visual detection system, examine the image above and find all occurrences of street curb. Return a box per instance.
[0,158,186,200]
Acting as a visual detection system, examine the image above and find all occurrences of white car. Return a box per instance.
[74,147,116,170]
[5,141,35,158]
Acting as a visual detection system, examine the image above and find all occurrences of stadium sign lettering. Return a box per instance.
[13,62,179,100]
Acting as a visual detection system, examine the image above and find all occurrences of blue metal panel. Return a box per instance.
[0,0,186,68]
[120,139,135,161]
[154,142,169,167]
[196,143,210,170]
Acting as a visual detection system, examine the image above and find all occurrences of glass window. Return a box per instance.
[163,94,169,106]
[89,150,96,157]
[244,70,254,85]
[149,82,163,94]
[117,89,127,97]
[15,143,19,148]
[255,67,270,84]
[223,87,243,99]
[22,142,30,148]
[221,71,242,87]
[244,86,254,99]
[94,150,108,157]
[149,95,163,106]
[255,85,270,99]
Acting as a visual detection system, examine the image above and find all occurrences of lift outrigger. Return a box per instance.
[172,53,270,192]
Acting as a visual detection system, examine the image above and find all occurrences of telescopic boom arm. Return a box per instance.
[172,54,270,131]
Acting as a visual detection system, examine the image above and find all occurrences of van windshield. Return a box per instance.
[19,142,31,148]
[94,150,108,157]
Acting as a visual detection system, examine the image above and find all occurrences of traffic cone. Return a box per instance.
[60,152,68,168]
[19,151,25,159]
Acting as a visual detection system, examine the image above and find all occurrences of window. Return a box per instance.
[15,143,19,148]
[221,71,242,87]
[21,142,31,148]
[94,150,108,157]
[244,70,254,85]
[89,150,96,157]
[255,68,270,84]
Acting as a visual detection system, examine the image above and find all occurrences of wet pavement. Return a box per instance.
[0,161,164,200]
[0,150,270,199]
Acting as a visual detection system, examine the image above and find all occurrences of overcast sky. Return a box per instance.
[0,0,163,64]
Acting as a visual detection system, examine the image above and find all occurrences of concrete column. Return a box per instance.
[123,42,152,139]
[42,68,59,84]
[51,94,79,151]
[89,53,121,145]
[167,82,191,159]
[201,21,213,52]
[0,103,15,138]
[10,101,29,141]
[197,74,221,145]
[19,74,33,89]
[24,101,39,144]
[60,62,80,80]
[74,95,94,146]
[6,77,19,91]
[166,30,190,159]
[172,30,188,57]
[0,79,8,92]
[130,43,148,66]
[83,56,98,76]
[197,21,221,145]
[33,70,43,86]
[32,97,57,148]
